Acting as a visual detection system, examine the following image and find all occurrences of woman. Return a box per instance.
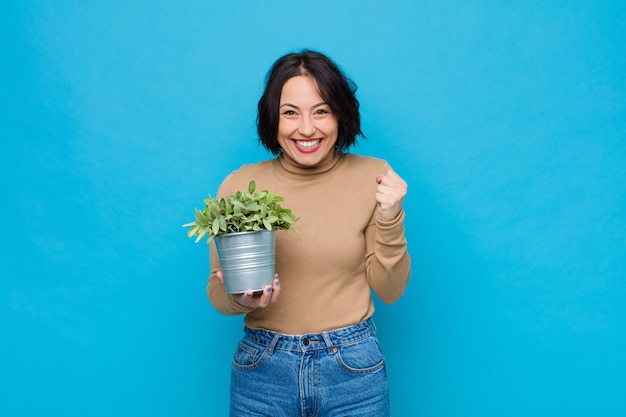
[208,50,411,416]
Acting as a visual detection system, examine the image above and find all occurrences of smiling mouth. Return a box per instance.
[295,139,320,148]
[293,139,322,151]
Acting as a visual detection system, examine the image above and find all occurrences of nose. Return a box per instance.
[298,115,316,137]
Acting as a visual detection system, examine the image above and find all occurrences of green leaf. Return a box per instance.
[212,218,220,236]
[245,203,261,211]
[280,213,295,224]
[195,229,206,243]
[253,191,267,201]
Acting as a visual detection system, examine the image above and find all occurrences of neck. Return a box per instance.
[275,150,344,180]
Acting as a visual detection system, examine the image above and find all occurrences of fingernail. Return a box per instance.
[274,278,280,286]
[266,286,273,293]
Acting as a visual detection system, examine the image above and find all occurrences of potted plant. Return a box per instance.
[183,180,298,293]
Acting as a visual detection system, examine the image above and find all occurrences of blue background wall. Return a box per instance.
[2,1,625,416]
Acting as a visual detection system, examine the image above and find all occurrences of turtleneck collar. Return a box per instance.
[272,149,345,181]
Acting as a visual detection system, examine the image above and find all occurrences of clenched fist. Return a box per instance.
[375,169,407,221]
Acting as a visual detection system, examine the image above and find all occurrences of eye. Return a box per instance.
[282,110,297,116]
[314,108,331,116]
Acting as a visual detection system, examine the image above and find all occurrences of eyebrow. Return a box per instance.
[279,102,328,109]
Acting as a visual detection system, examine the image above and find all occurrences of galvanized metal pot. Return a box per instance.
[215,230,276,294]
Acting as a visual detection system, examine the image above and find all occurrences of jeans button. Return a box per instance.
[302,338,310,346]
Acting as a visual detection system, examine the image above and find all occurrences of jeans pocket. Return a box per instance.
[232,339,267,371]
[334,335,386,375]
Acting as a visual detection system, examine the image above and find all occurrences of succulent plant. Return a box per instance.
[184,180,298,243]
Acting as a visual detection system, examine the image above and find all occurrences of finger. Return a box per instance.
[270,274,281,303]
[230,273,281,308]
[376,183,406,203]
[375,170,395,186]
[385,168,403,183]
[377,185,406,201]
[215,270,225,284]
[377,169,407,187]
[250,284,271,308]
[231,289,255,307]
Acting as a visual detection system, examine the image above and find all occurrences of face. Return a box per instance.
[277,75,339,166]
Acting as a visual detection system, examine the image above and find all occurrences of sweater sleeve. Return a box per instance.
[364,209,411,304]
[207,278,255,316]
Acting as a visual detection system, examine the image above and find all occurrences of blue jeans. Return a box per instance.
[230,319,390,417]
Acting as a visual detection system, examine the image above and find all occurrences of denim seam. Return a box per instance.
[266,333,280,355]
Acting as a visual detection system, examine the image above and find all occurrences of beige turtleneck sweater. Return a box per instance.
[207,151,411,334]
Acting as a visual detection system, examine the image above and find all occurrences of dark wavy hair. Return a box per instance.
[257,50,363,155]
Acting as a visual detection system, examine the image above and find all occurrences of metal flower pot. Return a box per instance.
[215,229,276,294]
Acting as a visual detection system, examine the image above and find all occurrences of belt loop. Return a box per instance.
[369,318,377,335]
[267,333,280,355]
[322,332,336,355]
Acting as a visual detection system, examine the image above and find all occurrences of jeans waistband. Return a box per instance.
[243,319,377,353]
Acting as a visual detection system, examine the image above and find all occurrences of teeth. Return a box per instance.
[295,140,320,149]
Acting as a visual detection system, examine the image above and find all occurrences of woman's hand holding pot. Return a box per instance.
[215,270,281,308]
